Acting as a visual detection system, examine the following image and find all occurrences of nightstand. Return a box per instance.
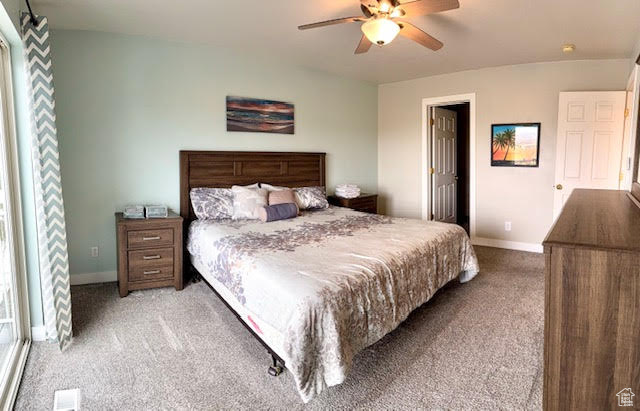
[115,211,183,297]
[328,193,378,214]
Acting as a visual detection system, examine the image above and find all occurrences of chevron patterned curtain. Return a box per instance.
[20,13,72,350]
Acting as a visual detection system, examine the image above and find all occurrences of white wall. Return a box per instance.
[378,59,630,247]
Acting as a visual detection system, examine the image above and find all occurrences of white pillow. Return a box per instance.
[232,185,268,220]
[260,183,288,192]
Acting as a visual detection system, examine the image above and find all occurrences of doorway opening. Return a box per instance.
[421,94,476,237]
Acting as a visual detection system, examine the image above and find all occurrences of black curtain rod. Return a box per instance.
[24,0,38,26]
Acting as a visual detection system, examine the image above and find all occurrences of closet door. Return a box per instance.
[553,91,626,219]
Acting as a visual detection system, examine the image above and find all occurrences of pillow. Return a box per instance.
[294,186,329,210]
[269,189,299,214]
[258,203,298,222]
[231,185,268,220]
[190,187,233,220]
[260,183,288,192]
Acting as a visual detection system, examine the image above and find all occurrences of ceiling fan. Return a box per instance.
[298,0,459,54]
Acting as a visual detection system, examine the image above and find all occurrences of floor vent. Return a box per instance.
[53,389,81,410]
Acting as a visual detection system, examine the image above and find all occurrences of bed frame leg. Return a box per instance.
[189,265,202,283]
[267,353,283,377]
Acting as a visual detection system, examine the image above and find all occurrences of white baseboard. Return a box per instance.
[31,326,46,342]
[472,236,543,253]
[70,270,117,285]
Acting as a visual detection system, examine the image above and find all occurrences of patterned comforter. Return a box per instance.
[187,206,479,402]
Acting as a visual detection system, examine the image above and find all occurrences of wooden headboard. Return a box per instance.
[179,150,326,223]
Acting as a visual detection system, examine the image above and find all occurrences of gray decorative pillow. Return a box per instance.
[232,185,269,220]
[190,187,233,220]
[294,186,329,210]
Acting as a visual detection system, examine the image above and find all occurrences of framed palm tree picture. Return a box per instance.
[491,123,540,167]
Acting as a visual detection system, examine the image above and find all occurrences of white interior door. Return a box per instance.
[553,91,626,218]
[432,107,457,223]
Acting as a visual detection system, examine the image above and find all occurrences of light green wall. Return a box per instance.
[49,30,378,277]
[0,0,18,30]
[0,0,44,327]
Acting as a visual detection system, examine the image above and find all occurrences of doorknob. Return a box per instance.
[555,184,563,190]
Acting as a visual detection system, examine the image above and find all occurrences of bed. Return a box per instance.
[180,151,479,402]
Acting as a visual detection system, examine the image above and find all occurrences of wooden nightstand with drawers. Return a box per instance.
[115,212,183,297]
[328,193,378,214]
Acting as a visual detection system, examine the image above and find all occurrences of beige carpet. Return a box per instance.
[15,246,544,410]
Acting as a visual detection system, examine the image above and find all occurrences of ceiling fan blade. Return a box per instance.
[397,21,443,50]
[360,0,379,16]
[355,35,373,54]
[397,0,459,17]
[360,3,374,17]
[298,16,364,30]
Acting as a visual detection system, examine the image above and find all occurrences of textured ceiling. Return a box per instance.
[32,0,640,84]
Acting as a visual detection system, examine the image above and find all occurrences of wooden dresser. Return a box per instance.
[115,212,183,297]
[328,193,378,214]
[543,189,640,410]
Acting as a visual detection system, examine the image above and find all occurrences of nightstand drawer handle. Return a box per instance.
[143,236,161,241]
[143,270,161,275]
[143,255,161,260]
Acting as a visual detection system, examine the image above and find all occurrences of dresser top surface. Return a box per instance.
[543,189,640,253]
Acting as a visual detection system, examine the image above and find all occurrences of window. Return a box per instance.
[0,32,31,407]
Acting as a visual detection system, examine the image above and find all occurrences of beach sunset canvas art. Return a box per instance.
[491,123,540,167]
[226,96,294,134]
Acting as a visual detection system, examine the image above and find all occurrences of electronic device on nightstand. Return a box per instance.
[145,205,169,218]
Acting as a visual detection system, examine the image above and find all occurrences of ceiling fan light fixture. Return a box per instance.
[361,18,400,46]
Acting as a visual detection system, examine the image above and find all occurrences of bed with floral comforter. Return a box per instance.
[187,206,479,402]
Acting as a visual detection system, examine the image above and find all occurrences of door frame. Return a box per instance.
[625,66,640,190]
[421,93,476,238]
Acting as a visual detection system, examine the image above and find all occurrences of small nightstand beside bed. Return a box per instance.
[116,212,183,297]
[328,193,377,213]
[180,151,479,402]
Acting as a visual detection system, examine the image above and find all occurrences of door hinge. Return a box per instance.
[620,172,625,182]
[624,108,630,118]
[429,167,435,175]
[430,118,435,126]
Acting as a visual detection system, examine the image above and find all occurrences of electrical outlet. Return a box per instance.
[504,221,512,232]
[90,247,99,258]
